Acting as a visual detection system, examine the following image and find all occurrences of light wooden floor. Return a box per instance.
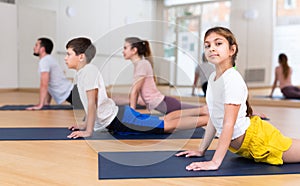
[1,89,300,185]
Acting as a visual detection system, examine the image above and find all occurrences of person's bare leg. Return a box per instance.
[110,93,129,105]
[161,105,208,121]
[164,115,209,133]
[283,139,300,163]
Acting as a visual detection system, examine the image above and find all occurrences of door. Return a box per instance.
[175,16,201,86]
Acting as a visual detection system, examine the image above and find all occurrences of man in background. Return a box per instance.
[27,37,73,110]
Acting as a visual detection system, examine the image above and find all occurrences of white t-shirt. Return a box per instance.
[133,59,164,110]
[39,55,73,104]
[76,63,118,131]
[206,67,250,139]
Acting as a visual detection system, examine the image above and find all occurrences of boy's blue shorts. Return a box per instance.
[107,106,164,134]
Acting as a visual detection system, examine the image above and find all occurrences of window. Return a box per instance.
[163,0,231,86]
[0,0,15,4]
[284,0,297,9]
[274,0,300,85]
[277,0,300,25]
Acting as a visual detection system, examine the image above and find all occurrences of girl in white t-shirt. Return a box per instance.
[123,37,200,114]
[176,27,300,171]
[64,37,209,139]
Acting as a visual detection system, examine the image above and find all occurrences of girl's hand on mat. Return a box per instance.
[67,130,92,139]
[186,161,219,171]
[26,105,43,110]
[175,150,203,158]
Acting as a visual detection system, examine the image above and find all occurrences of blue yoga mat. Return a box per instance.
[98,150,300,179]
[0,104,147,111]
[0,127,205,140]
[254,95,300,101]
[0,104,74,110]
[253,95,285,100]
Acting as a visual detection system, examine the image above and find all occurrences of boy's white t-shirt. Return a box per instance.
[39,55,73,104]
[76,63,118,131]
[206,67,250,140]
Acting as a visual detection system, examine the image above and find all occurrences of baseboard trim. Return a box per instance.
[0,88,39,93]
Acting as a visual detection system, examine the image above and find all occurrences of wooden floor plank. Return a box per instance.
[1,89,300,185]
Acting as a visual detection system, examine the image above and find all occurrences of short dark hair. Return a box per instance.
[38,37,54,54]
[66,37,96,63]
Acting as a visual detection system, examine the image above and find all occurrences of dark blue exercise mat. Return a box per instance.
[115,103,147,110]
[0,127,74,140]
[0,127,205,140]
[193,93,205,97]
[253,95,286,100]
[98,150,300,179]
[254,95,300,101]
[110,127,205,139]
[132,104,147,110]
[0,104,74,110]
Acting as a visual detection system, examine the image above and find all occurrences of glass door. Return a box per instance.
[175,16,201,86]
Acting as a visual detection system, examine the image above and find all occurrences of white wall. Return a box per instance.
[273,25,300,86]
[231,0,273,87]
[1,0,276,88]
[16,0,158,87]
[17,5,56,88]
[0,3,18,88]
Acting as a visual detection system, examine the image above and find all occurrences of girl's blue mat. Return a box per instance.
[98,150,300,179]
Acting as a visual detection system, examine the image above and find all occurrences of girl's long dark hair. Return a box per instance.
[245,97,253,117]
[278,53,290,79]
[125,37,154,69]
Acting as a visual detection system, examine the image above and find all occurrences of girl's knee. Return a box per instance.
[164,121,176,133]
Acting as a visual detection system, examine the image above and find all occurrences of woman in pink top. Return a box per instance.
[123,37,199,114]
[270,53,300,99]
